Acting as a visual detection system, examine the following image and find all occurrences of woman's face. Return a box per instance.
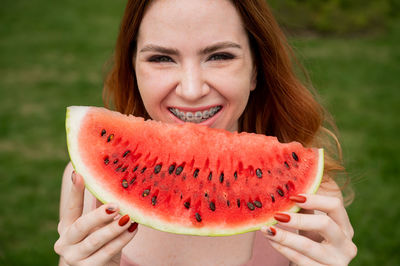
[135,0,256,132]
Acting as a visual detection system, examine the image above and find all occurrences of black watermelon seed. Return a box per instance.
[195,213,202,222]
[121,167,127,172]
[270,194,275,202]
[151,196,157,206]
[268,170,271,174]
[208,172,212,181]
[175,166,183,175]
[204,192,208,198]
[130,177,136,184]
[292,152,299,161]
[168,164,175,174]
[209,202,216,211]
[154,164,162,174]
[142,189,150,197]
[123,150,131,157]
[184,201,190,209]
[234,171,238,180]
[247,202,255,211]
[256,168,263,178]
[116,166,122,172]
[219,173,224,183]
[254,200,262,208]
[193,169,199,178]
[284,161,290,169]
[277,188,284,197]
[122,179,129,188]
[101,129,106,136]
[227,200,230,207]
[141,167,147,173]
[133,166,138,172]
[237,199,241,207]
[107,134,114,142]
[104,158,109,165]
[285,183,290,191]
[113,159,119,164]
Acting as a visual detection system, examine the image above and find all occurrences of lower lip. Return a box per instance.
[168,108,222,127]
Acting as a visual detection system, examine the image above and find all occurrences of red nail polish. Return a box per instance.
[71,171,76,184]
[274,212,291,223]
[128,222,138,232]
[267,227,276,236]
[105,206,116,214]
[289,195,306,203]
[118,214,130,226]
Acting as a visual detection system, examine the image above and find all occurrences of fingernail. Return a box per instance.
[71,171,76,184]
[118,214,130,226]
[289,195,306,203]
[274,212,291,223]
[267,226,276,236]
[105,205,117,215]
[128,222,138,232]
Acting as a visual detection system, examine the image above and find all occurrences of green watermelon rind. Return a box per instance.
[66,106,324,236]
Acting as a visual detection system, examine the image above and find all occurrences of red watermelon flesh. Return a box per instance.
[66,106,324,236]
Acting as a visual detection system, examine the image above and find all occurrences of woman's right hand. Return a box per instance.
[54,171,137,266]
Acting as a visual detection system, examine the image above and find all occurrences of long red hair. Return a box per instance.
[103,0,352,203]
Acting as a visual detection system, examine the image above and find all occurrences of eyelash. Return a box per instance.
[147,53,235,63]
[148,55,174,63]
[208,53,235,61]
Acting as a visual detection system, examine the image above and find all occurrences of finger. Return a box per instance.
[274,211,347,245]
[65,203,120,244]
[62,171,86,228]
[261,226,325,264]
[81,218,138,265]
[74,214,132,256]
[268,240,323,266]
[291,194,354,238]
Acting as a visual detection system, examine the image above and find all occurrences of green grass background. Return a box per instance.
[0,0,399,265]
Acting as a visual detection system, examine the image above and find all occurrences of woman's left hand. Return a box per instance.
[261,194,357,266]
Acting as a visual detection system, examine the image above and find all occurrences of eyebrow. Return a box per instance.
[139,42,242,55]
[139,45,179,55]
[200,42,242,55]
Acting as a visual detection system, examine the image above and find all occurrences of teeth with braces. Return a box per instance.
[169,106,222,123]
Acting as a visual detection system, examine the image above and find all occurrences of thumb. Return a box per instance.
[62,171,85,228]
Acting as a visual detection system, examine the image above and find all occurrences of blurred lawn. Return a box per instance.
[0,0,399,265]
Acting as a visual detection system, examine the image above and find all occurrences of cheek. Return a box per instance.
[136,67,174,105]
[214,72,253,103]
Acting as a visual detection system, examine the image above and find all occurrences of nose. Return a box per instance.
[175,63,210,101]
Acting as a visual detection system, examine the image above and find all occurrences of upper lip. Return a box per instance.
[168,105,222,112]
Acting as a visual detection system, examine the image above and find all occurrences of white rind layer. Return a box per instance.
[66,106,123,213]
[66,106,325,236]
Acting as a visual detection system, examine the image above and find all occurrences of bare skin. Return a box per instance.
[56,163,255,266]
[54,0,356,264]
[54,165,138,266]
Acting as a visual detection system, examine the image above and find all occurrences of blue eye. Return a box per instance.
[148,55,174,63]
[208,53,235,61]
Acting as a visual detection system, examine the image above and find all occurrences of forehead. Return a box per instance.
[137,0,248,47]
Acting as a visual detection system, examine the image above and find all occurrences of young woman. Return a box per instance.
[55,0,357,265]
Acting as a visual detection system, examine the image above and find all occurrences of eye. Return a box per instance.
[208,53,235,61]
[148,55,174,63]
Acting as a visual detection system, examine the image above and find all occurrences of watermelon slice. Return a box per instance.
[66,106,324,236]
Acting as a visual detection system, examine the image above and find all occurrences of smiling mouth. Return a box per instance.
[168,106,222,123]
